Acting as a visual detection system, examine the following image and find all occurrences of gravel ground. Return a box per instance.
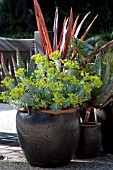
[1,155,113,170]
[0,103,113,170]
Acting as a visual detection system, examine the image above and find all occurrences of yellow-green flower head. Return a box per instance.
[63,60,79,69]
[49,50,60,60]
[52,92,66,106]
[0,91,10,102]
[15,68,26,77]
[9,84,24,100]
[34,70,41,77]
[49,61,56,67]
[32,53,47,64]
[90,75,102,88]
[67,93,79,107]
[1,77,14,87]
[83,82,92,94]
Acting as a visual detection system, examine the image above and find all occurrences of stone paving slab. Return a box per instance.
[0,132,23,158]
[0,103,23,158]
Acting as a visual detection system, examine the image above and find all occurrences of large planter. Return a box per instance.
[75,122,102,158]
[16,108,80,167]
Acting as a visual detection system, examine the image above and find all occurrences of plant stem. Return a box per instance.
[84,107,91,124]
[100,95,113,108]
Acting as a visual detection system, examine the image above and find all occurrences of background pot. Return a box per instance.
[75,122,102,158]
[97,104,113,154]
[16,108,80,167]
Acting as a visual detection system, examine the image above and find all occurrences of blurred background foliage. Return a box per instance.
[0,0,113,39]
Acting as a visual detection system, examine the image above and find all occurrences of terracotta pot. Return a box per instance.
[16,108,80,167]
[75,122,102,158]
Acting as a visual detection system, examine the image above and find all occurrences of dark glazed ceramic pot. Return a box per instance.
[75,122,102,158]
[16,108,80,167]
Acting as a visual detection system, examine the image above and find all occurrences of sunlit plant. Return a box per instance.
[0,50,102,112]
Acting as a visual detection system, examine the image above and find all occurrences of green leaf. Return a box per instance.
[93,55,101,76]
[92,55,110,96]
[93,79,113,107]
[62,101,70,108]
[51,103,60,112]
[27,58,36,77]
[11,55,19,73]
[16,49,25,68]
[76,38,94,59]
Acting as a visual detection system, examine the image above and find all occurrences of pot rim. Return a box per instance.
[17,107,78,115]
[80,122,101,128]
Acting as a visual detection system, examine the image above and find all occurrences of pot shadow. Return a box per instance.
[0,132,19,146]
[0,103,16,111]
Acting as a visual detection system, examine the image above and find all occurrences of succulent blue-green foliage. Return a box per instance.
[91,50,113,107]
[70,37,95,61]
[76,38,95,57]
[70,38,113,108]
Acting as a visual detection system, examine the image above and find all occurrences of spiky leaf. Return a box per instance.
[34,0,52,55]
[16,49,25,68]
[11,55,19,73]
[74,12,90,38]
[93,80,113,107]
[71,15,79,37]
[1,53,11,77]
[62,8,73,60]
[91,40,113,56]
[27,59,36,77]
[53,7,58,51]
[93,55,101,76]
[80,15,98,41]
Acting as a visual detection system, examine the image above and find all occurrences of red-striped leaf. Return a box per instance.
[62,8,73,60]
[80,15,98,41]
[1,53,11,77]
[58,17,66,52]
[91,40,113,56]
[36,16,47,54]
[60,18,68,54]
[74,12,90,38]
[53,7,58,51]
[34,0,52,55]
[71,15,79,37]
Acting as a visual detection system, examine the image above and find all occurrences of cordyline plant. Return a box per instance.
[33,0,98,59]
[33,0,113,60]
[33,0,113,121]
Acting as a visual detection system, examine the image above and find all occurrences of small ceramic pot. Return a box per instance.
[75,122,102,158]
